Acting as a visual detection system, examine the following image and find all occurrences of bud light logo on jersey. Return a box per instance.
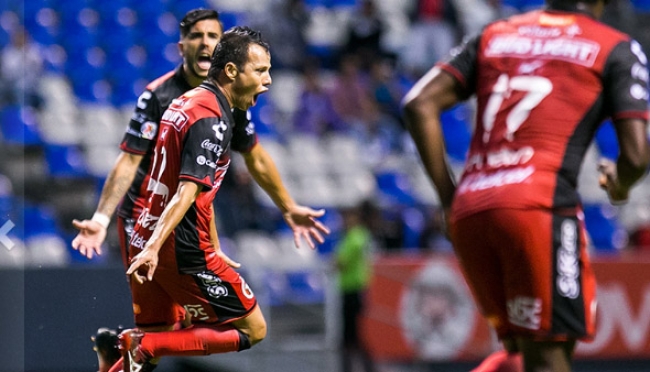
[485,35,599,67]
[161,108,189,131]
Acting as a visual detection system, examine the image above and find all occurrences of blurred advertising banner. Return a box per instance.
[360,253,650,361]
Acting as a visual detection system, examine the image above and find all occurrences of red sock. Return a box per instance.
[140,324,248,358]
[107,357,123,372]
[471,350,523,372]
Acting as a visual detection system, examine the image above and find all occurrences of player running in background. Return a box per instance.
[402,0,650,370]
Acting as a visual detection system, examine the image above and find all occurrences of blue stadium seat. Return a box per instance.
[595,120,619,160]
[313,207,343,255]
[44,144,89,178]
[285,271,325,304]
[583,203,627,253]
[441,104,472,162]
[402,207,425,250]
[22,204,60,239]
[95,0,132,17]
[217,11,242,31]
[329,0,358,8]
[112,78,143,106]
[99,23,137,54]
[248,93,279,138]
[132,0,172,17]
[375,171,417,207]
[170,0,210,17]
[143,46,178,80]
[304,0,331,8]
[0,105,42,145]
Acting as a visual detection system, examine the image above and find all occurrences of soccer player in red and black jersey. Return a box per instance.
[72,9,231,267]
[115,26,328,371]
[71,9,325,372]
[70,9,233,371]
[402,0,650,371]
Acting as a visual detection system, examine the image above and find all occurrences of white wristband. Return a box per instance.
[91,212,111,229]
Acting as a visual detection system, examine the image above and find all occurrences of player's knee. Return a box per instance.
[248,319,267,345]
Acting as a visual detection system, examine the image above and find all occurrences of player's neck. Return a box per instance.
[546,0,601,18]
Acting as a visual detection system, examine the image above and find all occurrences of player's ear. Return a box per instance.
[177,41,184,57]
[224,62,238,80]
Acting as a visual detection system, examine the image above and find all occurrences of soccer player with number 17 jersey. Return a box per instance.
[403,0,650,370]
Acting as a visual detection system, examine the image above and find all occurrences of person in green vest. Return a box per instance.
[335,200,376,372]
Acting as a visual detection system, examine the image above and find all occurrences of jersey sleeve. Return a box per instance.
[119,90,162,154]
[603,39,650,121]
[230,108,258,153]
[438,34,481,100]
[179,117,224,189]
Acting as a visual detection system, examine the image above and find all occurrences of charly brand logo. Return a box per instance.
[197,271,229,298]
[0,220,15,250]
[400,261,475,360]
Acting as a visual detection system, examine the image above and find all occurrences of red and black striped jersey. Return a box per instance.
[118,66,192,220]
[439,10,649,220]
[117,67,255,222]
[130,81,257,274]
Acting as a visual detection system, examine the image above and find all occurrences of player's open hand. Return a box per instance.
[126,248,159,284]
[71,219,107,259]
[283,205,330,249]
[598,159,629,205]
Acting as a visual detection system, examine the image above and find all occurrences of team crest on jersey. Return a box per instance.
[140,121,158,140]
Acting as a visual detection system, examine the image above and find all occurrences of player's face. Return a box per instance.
[231,44,272,110]
[179,19,223,84]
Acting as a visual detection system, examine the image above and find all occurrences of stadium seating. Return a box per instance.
[0,105,42,145]
[4,0,647,272]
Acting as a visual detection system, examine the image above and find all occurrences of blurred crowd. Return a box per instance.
[1,0,650,268]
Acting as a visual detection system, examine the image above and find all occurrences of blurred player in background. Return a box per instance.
[402,0,650,370]
[118,26,328,372]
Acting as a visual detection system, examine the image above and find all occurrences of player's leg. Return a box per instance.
[471,350,523,372]
[92,328,121,372]
[515,338,575,372]
[121,265,262,366]
[117,260,183,372]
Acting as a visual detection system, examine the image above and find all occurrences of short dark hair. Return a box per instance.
[208,26,270,78]
[179,8,221,38]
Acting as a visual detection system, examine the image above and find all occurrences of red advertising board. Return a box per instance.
[360,252,650,362]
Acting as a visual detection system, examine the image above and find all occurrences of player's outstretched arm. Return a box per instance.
[71,152,143,259]
[242,143,330,249]
[127,181,201,283]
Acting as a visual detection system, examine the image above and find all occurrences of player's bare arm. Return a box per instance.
[127,180,201,283]
[599,117,650,203]
[71,151,143,259]
[402,68,461,211]
[242,143,330,248]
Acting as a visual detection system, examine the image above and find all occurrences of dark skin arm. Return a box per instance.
[598,118,650,204]
[402,68,463,225]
